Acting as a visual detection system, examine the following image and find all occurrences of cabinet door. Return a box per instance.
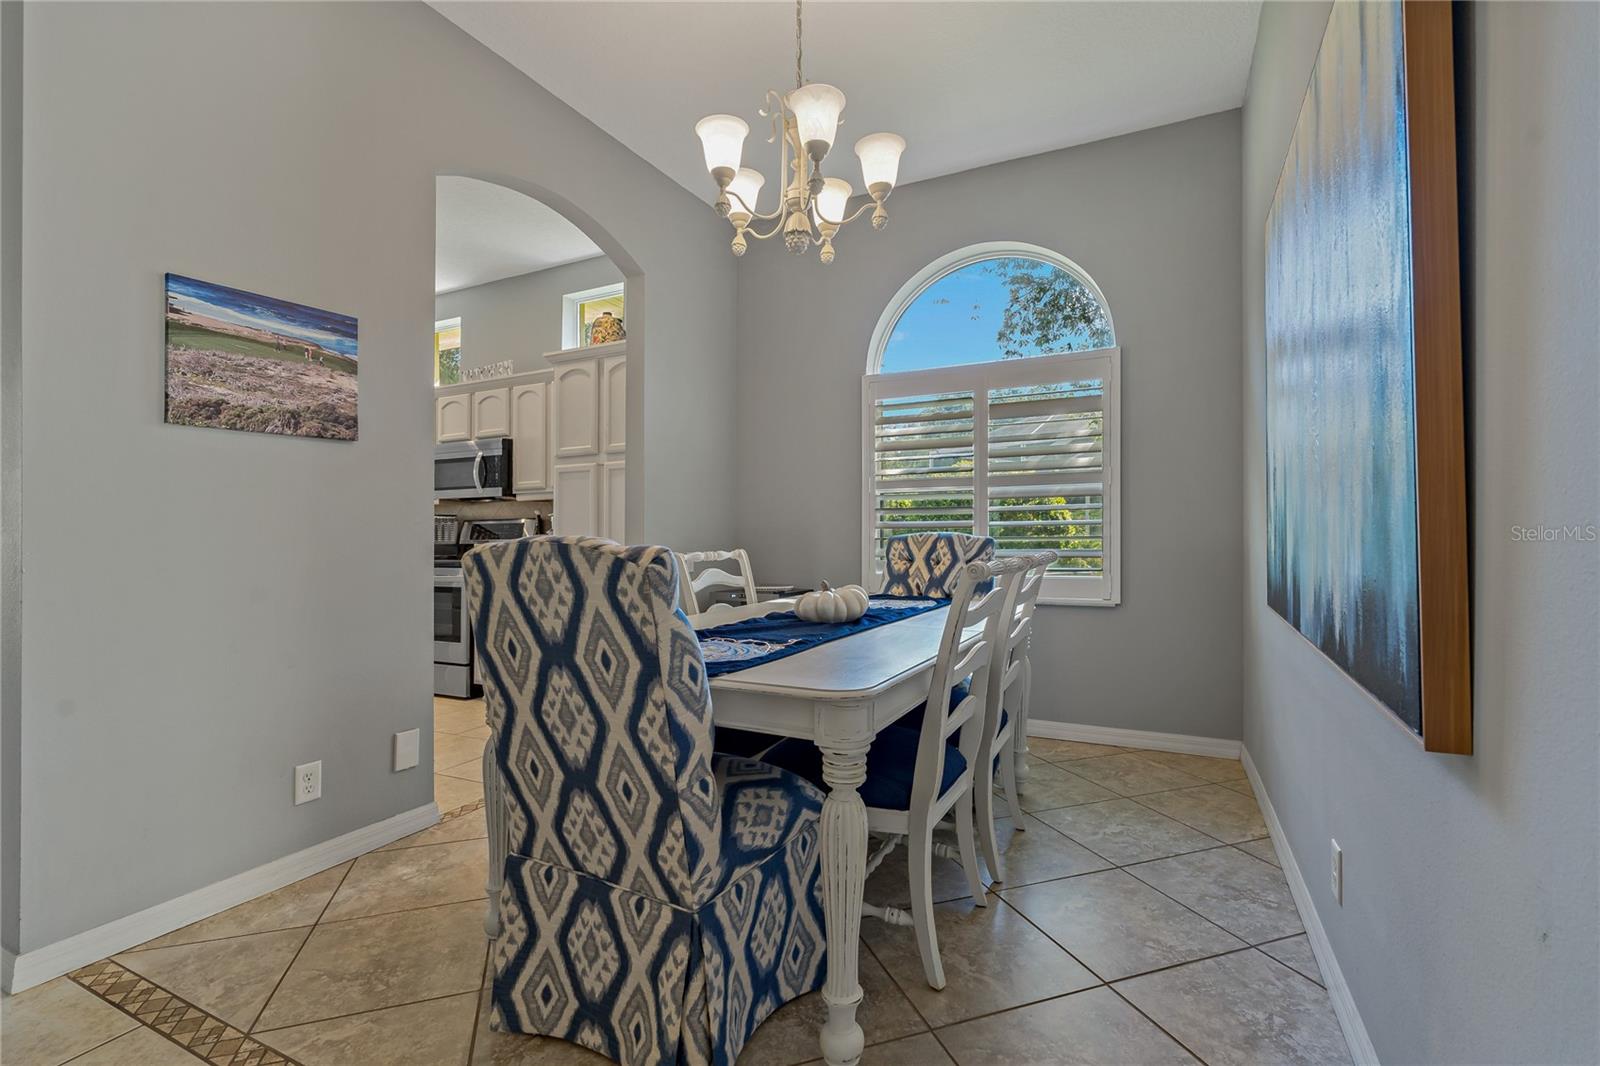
[510,382,550,495]
[553,361,599,457]
[435,394,471,443]
[553,462,599,536]
[471,387,511,439]
[600,459,626,542]
[600,354,627,453]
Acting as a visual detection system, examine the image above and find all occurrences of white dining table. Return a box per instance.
[694,599,970,1066]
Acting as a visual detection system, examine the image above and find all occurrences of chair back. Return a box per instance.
[465,535,722,908]
[881,532,995,599]
[977,551,1058,763]
[907,558,1019,811]
[674,548,759,616]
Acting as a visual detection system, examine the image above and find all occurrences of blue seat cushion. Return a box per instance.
[762,725,968,812]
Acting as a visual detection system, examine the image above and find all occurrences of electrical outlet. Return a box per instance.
[1330,838,1343,904]
[295,760,322,805]
[393,729,420,772]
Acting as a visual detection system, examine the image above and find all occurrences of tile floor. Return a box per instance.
[1,700,1349,1066]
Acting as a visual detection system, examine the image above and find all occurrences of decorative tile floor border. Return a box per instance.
[441,796,486,821]
[70,959,303,1065]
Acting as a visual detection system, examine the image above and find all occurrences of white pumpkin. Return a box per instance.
[795,581,871,624]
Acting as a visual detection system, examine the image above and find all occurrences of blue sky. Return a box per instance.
[881,259,1100,373]
[166,274,359,359]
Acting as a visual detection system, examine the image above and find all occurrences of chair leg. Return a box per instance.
[975,749,1005,883]
[1015,654,1033,781]
[955,791,989,907]
[998,734,1025,826]
[908,817,946,991]
[483,739,506,939]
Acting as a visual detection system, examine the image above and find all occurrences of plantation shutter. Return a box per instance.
[986,379,1105,575]
[864,348,1118,604]
[869,391,978,566]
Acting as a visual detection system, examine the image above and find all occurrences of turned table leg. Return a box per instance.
[815,705,872,1066]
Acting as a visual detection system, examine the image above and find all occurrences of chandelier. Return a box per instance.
[693,0,906,264]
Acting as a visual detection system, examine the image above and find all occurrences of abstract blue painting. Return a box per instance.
[1266,1,1422,732]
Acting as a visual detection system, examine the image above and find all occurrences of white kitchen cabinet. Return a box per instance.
[552,361,599,457]
[546,343,626,538]
[600,354,627,453]
[552,462,599,536]
[510,381,550,495]
[435,394,471,443]
[471,386,511,439]
[601,458,627,542]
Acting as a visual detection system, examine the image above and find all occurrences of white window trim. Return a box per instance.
[561,282,625,350]
[862,242,1120,608]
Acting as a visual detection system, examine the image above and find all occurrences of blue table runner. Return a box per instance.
[695,595,948,678]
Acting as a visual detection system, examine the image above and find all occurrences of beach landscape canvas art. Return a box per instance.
[165,274,358,440]
[1265,1,1470,751]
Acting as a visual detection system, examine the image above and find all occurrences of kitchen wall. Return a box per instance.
[5,1,736,961]
[435,255,624,375]
[734,110,1245,740]
[1240,3,1599,1062]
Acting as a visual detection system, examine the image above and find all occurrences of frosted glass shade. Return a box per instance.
[855,133,906,192]
[726,167,765,220]
[815,177,852,226]
[694,114,749,175]
[787,83,846,154]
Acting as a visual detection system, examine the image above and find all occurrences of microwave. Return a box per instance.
[434,438,513,499]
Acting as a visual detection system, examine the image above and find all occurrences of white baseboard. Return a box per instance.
[1027,719,1242,760]
[3,802,440,995]
[1240,747,1378,1065]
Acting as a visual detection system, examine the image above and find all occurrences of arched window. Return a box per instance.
[863,243,1121,606]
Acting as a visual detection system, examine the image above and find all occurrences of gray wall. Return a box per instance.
[1241,4,1599,1063]
[1,0,22,954]
[8,1,736,954]
[733,111,1244,739]
[435,255,624,375]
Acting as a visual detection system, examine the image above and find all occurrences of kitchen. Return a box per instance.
[431,176,629,700]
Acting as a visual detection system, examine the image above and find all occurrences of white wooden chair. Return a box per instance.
[974,550,1059,883]
[763,556,1022,990]
[673,548,759,618]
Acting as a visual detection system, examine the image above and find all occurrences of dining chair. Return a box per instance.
[762,556,1015,991]
[880,532,995,598]
[465,535,828,1066]
[974,550,1059,883]
[674,547,759,616]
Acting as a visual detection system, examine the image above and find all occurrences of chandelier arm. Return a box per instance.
[744,217,789,241]
[726,189,784,222]
[819,201,875,229]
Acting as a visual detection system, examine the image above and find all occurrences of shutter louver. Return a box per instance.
[871,391,977,567]
[986,379,1105,574]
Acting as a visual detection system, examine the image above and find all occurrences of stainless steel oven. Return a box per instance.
[434,567,472,697]
[434,438,513,500]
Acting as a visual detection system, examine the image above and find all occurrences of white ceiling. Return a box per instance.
[435,176,604,294]
[433,1,1262,206]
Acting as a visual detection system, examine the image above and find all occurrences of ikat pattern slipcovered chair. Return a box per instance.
[880,532,997,599]
[464,536,827,1066]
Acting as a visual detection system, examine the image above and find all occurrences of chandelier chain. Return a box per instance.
[795,0,804,89]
